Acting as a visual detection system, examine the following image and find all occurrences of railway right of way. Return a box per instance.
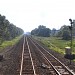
[28,36,75,75]
[17,35,75,75]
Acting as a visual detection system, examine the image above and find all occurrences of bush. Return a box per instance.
[62,30,71,40]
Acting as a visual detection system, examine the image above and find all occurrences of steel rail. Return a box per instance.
[20,36,25,75]
[26,37,37,75]
[19,36,37,75]
[34,40,75,75]
[29,37,61,75]
[29,36,75,75]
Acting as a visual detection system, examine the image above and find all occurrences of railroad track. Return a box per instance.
[17,35,75,75]
[28,36,75,75]
[19,36,36,75]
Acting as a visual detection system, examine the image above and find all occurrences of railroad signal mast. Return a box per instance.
[69,19,73,64]
[65,19,75,65]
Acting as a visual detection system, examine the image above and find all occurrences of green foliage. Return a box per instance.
[51,28,57,36]
[0,14,24,44]
[34,37,75,54]
[57,20,75,40]
[57,25,71,40]
[31,25,51,37]
[62,30,71,40]
[0,35,23,52]
[34,36,72,54]
[0,38,4,45]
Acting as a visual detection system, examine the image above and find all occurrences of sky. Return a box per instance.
[0,0,75,32]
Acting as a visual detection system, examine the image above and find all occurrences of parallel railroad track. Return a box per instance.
[19,36,55,75]
[19,36,36,75]
[17,35,75,75]
[28,36,75,75]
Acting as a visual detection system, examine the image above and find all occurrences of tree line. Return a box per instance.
[31,25,51,37]
[31,20,75,40]
[57,21,75,40]
[0,14,24,44]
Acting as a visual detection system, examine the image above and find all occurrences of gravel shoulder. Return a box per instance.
[0,37,23,75]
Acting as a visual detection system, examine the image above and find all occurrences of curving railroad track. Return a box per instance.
[17,35,75,75]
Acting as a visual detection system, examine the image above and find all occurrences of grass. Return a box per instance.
[33,36,75,54]
[0,35,23,52]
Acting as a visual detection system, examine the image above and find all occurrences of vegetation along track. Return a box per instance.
[28,36,75,75]
[17,35,75,75]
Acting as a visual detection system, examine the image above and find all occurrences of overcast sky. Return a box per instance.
[0,0,75,32]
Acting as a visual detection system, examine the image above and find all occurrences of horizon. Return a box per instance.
[0,0,75,32]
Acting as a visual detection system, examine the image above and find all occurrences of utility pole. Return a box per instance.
[69,19,73,64]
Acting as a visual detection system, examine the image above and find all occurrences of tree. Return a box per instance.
[31,25,51,37]
[31,28,38,35]
[0,15,6,44]
[0,14,24,44]
[51,28,57,36]
[62,30,71,40]
[56,24,72,40]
